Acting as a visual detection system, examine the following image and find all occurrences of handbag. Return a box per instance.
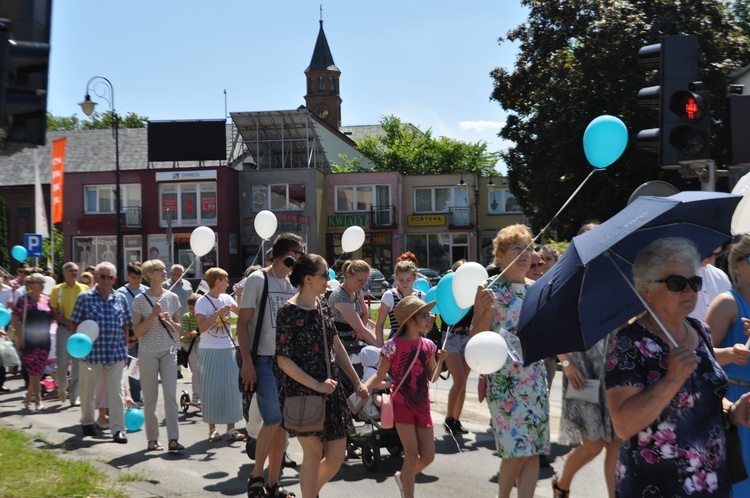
[564,379,600,404]
[0,336,21,367]
[380,341,422,429]
[726,422,748,484]
[282,299,331,433]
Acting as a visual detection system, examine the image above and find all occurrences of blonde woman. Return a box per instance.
[375,255,425,344]
[327,260,379,346]
[132,260,183,452]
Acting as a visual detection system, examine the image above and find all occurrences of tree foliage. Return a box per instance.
[333,115,500,176]
[491,0,750,239]
[47,111,149,131]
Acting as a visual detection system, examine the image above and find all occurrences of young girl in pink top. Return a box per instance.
[363,295,446,498]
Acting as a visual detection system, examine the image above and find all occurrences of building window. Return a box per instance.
[250,184,306,212]
[159,182,218,227]
[335,185,390,212]
[318,76,325,91]
[84,184,141,214]
[404,232,467,273]
[71,234,140,270]
[330,77,335,92]
[488,188,522,214]
[414,186,468,213]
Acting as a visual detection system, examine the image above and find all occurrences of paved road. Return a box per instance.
[0,362,611,497]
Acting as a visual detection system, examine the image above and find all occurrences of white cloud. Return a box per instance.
[458,120,504,132]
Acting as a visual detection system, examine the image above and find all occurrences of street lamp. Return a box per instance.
[457,171,482,262]
[79,76,122,281]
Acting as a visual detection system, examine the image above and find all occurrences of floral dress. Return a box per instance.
[605,319,732,497]
[276,299,354,441]
[486,280,550,458]
[12,294,52,376]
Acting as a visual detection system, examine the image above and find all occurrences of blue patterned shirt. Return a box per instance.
[70,288,130,364]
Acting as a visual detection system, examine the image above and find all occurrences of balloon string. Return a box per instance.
[159,257,199,304]
[484,168,601,289]
[332,252,345,270]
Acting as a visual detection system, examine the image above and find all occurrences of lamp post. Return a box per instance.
[458,171,490,262]
[79,76,122,281]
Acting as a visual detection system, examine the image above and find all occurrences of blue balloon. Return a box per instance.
[11,245,27,262]
[328,268,336,281]
[583,115,628,169]
[0,307,10,328]
[125,407,145,432]
[435,273,470,325]
[413,277,430,294]
[67,333,92,359]
[424,286,440,315]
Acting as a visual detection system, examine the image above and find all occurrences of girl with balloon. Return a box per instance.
[11,273,53,410]
[375,253,427,344]
[470,224,550,498]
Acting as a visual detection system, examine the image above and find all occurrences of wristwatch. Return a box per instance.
[561,360,571,368]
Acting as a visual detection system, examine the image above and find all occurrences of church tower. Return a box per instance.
[304,19,341,129]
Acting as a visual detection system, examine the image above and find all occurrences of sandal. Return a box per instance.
[552,476,570,498]
[168,439,184,452]
[209,429,222,442]
[147,441,164,451]
[266,482,296,497]
[247,476,267,497]
[226,428,246,442]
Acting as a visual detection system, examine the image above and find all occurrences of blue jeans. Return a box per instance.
[254,356,282,426]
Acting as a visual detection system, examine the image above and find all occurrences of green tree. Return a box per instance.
[491,0,750,239]
[47,111,148,131]
[333,115,499,176]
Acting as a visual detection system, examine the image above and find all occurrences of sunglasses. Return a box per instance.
[654,275,703,293]
[740,253,750,264]
[417,312,435,321]
[291,250,305,257]
[99,274,116,281]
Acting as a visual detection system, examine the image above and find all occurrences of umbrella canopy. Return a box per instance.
[518,191,741,365]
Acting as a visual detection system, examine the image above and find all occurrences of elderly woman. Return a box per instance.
[195,267,245,443]
[471,224,550,498]
[706,234,750,495]
[327,260,379,346]
[11,272,53,410]
[276,254,366,498]
[132,260,183,452]
[606,237,750,497]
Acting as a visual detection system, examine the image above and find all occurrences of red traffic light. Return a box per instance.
[668,90,706,122]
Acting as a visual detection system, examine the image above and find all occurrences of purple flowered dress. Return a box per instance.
[486,280,550,458]
[12,294,52,376]
[605,319,732,497]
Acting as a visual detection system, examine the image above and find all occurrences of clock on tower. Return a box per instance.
[313,104,329,119]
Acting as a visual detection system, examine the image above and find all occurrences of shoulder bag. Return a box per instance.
[381,339,421,429]
[282,298,330,433]
[141,293,178,347]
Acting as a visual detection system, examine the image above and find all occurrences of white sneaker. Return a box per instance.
[394,471,404,498]
[193,395,200,404]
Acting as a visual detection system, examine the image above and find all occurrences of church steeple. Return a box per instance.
[304,17,341,128]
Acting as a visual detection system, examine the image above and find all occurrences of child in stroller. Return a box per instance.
[349,345,391,420]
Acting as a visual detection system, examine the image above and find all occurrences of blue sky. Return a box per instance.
[47,1,528,173]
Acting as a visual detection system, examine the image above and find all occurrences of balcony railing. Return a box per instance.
[124,206,142,228]
[371,205,396,228]
[448,206,472,228]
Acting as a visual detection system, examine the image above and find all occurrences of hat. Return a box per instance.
[393,295,436,336]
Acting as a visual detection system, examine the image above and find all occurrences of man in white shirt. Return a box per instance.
[689,247,731,322]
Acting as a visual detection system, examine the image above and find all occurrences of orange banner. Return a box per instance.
[51,137,66,224]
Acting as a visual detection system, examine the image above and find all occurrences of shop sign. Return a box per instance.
[407,215,446,226]
[327,215,366,229]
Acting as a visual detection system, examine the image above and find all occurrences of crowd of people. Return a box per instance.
[2,226,750,498]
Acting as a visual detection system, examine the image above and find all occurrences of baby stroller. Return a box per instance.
[345,345,403,471]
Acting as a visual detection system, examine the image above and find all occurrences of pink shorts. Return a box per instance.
[393,398,433,428]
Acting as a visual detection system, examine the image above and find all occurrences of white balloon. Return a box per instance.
[254,210,278,240]
[327,279,341,292]
[341,226,366,253]
[465,331,508,374]
[732,189,750,235]
[77,319,100,342]
[452,262,489,309]
[42,276,56,295]
[190,226,215,257]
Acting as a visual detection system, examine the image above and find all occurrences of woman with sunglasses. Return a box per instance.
[605,237,750,497]
[705,234,750,494]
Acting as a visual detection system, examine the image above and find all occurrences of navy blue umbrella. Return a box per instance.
[518,191,741,365]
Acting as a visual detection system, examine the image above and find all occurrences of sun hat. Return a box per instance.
[393,295,436,336]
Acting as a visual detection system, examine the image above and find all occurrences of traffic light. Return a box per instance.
[0,18,50,153]
[636,35,709,167]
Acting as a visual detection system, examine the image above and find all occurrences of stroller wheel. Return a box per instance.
[387,445,402,456]
[361,441,380,471]
[180,392,190,414]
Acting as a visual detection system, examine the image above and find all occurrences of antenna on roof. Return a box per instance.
[224,89,228,121]
[320,4,323,24]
